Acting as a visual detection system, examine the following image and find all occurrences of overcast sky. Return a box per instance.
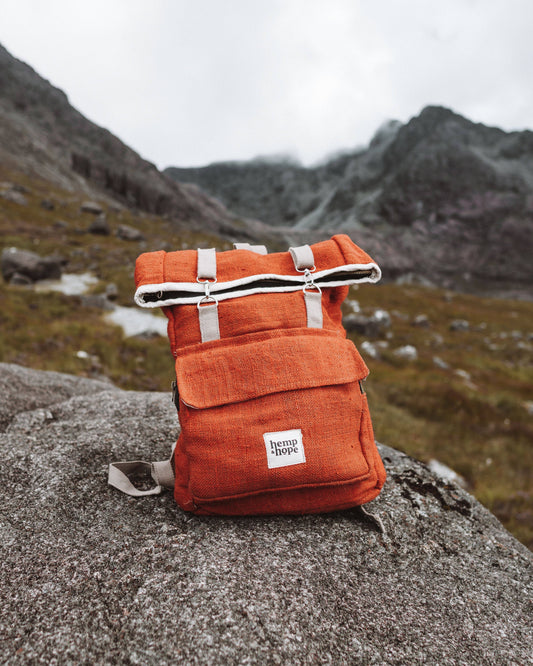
[1,0,532,169]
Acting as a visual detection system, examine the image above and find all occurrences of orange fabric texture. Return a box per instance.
[135,234,386,515]
[135,234,377,290]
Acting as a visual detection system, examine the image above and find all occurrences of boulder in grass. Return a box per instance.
[450,319,470,332]
[80,201,104,215]
[393,344,418,361]
[0,188,28,206]
[1,247,63,283]
[116,223,145,241]
[344,309,392,338]
[88,213,110,236]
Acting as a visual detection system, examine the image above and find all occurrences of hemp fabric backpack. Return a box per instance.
[109,234,386,515]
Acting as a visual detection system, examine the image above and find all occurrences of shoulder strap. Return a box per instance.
[108,447,175,497]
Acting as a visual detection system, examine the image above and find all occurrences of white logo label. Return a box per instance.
[263,429,306,469]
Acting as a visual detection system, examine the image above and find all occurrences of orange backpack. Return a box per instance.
[108,234,386,515]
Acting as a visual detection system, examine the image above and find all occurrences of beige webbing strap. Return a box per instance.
[289,244,315,271]
[197,247,220,342]
[233,242,268,255]
[304,290,323,328]
[198,301,220,342]
[197,247,217,280]
[152,459,176,489]
[108,458,175,497]
[289,244,323,329]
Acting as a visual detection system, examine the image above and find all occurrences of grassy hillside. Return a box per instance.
[351,284,532,548]
[1,166,532,548]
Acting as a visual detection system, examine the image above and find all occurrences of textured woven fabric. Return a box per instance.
[135,234,377,290]
[135,234,386,515]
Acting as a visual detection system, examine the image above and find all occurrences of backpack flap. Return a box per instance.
[176,329,368,409]
[172,328,384,514]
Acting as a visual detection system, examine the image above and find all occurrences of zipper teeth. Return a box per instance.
[142,271,373,304]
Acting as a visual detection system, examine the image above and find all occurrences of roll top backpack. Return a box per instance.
[109,234,386,515]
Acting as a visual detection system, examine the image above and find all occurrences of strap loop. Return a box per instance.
[197,247,217,281]
[233,243,268,255]
[152,459,176,489]
[289,244,315,271]
[108,446,176,497]
[108,461,163,497]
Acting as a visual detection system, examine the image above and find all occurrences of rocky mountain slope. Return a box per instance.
[167,108,533,293]
[0,43,260,238]
[2,39,532,290]
[1,363,531,664]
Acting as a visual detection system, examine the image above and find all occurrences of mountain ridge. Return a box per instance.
[1,40,532,292]
[0,42,263,239]
[166,106,533,292]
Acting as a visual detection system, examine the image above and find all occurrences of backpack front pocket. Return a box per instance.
[174,329,377,508]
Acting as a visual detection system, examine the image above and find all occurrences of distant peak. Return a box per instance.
[369,119,403,148]
[415,105,466,127]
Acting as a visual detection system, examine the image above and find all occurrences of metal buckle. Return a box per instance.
[197,279,218,309]
[197,295,218,308]
[302,268,321,294]
[295,264,316,273]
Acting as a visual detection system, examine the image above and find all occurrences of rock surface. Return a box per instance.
[80,200,105,215]
[0,186,28,206]
[87,212,111,235]
[0,362,531,664]
[343,309,392,338]
[116,223,146,241]
[1,247,64,283]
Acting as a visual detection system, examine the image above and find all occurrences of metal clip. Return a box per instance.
[302,268,321,294]
[197,279,218,309]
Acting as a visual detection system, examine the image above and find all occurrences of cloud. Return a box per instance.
[1,0,532,169]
